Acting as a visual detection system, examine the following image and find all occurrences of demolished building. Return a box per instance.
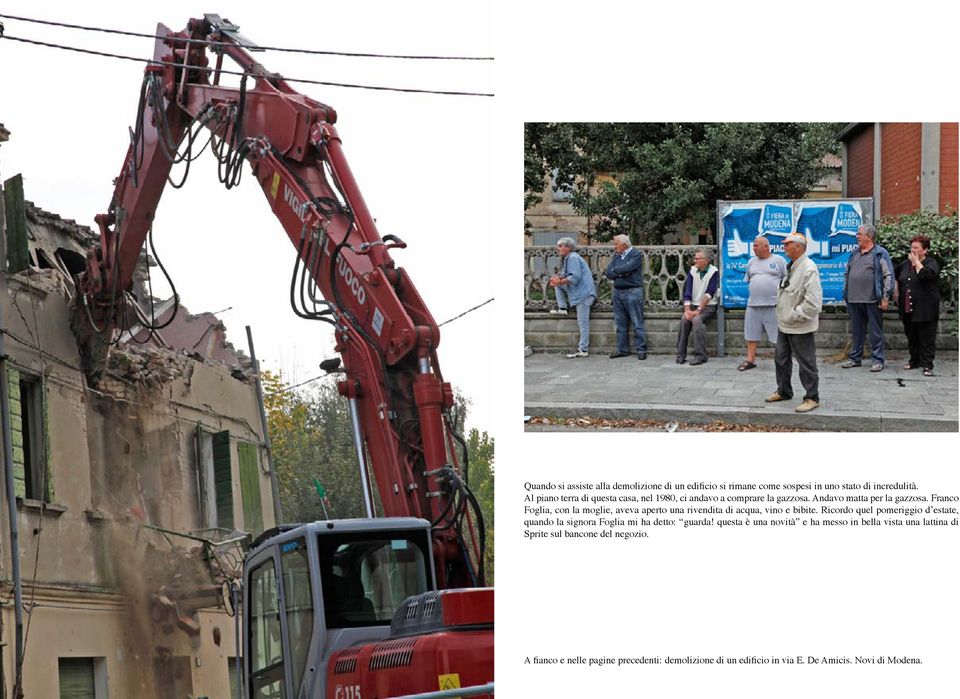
[1,128,276,697]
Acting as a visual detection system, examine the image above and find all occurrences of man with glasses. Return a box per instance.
[766,232,823,413]
[549,236,596,358]
[676,249,719,365]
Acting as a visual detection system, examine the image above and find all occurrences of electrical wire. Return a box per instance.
[0,12,494,61]
[438,297,494,327]
[0,34,494,97]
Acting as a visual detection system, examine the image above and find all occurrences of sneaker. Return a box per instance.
[795,399,819,413]
[765,392,786,403]
[566,349,588,358]
[609,351,630,359]
[870,363,884,373]
[549,308,569,315]
[840,360,862,368]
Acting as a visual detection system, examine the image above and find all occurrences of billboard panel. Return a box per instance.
[718,198,874,308]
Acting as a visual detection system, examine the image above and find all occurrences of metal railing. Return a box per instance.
[524,244,959,315]
[524,245,717,312]
[387,682,494,699]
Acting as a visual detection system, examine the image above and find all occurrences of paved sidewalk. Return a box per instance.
[524,351,959,432]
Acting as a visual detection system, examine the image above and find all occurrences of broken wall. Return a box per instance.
[0,193,275,696]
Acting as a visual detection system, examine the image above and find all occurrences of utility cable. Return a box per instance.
[0,34,493,97]
[265,374,328,396]
[0,12,493,61]
[438,297,494,326]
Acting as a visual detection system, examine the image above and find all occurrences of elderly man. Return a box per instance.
[676,249,719,366]
[841,224,894,372]
[604,234,647,360]
[766,232,823,413]
[739,236,787,371]
[550,236,596,358]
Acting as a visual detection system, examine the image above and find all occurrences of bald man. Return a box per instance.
[739,236,787,371]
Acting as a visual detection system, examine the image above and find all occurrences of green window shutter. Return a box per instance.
[3,174,30,274]
[58,658,95,699]
[213,431,234,529]
[238,442,263,534]
[6,368,25,498]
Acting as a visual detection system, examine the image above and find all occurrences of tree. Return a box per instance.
[525,122,845,243]
[263,372,366,522]
[263,373,494,582]
[465,427,494,585]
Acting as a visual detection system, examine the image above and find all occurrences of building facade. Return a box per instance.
[1,155,275,696]
[840,122,959,216]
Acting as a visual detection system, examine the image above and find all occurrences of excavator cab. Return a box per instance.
[243,518,435,698]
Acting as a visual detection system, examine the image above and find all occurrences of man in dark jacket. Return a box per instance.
[841,224,894,372]
[604,234,647,360]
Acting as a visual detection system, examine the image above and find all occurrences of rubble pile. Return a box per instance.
[107,344,190,390]
[11,266,74,299]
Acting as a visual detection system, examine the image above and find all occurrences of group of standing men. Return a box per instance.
[550,223,930,414]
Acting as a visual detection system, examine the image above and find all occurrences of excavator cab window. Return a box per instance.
[280,538,314,696]
[318,529,432,629]
[248,558,285,699]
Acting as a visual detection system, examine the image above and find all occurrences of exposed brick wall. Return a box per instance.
[846,125,874,198]
[941,123,959,213]
[880,123,922,216]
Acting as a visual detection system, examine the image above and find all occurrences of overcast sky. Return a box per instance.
[0,1,494,431]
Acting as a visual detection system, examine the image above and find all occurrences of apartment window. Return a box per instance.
[196,428,265,534]
[8,369,51,501]
[532,231,569,247]
[550,168,573,201]
[154,656,192,699]
[228,657,241,699]
[196,428,234,530]
[58,657,107,699]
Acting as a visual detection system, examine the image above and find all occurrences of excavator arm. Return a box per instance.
[76,15,482,589]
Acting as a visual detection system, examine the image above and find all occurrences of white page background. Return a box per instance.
[494,2,960,697]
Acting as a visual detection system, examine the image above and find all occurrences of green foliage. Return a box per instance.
[878,208,959,335]
[524,123,845,243]
[877,208,959,298]
[264,373,495,583]
[263,371,366,522]
[465,428,495,584]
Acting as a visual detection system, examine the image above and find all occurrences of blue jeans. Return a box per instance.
[848,302,885,364]
[557,288,594,352]
[612,286,647,355]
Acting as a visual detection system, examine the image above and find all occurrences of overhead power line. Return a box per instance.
[439,297,494,326]
[0,34,493,97]
[0,12,494,61]
[265,298,495,396]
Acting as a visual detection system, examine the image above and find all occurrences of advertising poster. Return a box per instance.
[718,199,873,307]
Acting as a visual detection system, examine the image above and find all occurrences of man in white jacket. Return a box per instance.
[766,232,823,413]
